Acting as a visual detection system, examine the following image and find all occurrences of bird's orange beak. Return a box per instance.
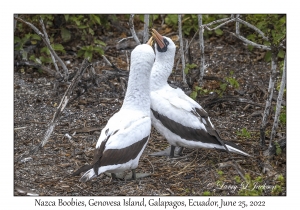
[151,29,165,49]
[147,36,154,46]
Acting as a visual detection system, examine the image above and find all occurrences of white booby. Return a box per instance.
[149,29,250,158]
[73,38,155,182]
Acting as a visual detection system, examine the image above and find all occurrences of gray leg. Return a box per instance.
[170,145,176,158]
[149,146,184,157]
[111,173,117,180]
[177,147,184,156]
[131,169,136,180]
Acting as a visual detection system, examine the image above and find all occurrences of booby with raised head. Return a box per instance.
[73,38,155,182]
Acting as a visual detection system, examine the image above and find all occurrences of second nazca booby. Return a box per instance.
[72,38,155,182]
[149,29,250,158]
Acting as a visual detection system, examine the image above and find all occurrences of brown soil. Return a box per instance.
[14,18,286,196]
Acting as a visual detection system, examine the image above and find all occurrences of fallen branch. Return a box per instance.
[269,54,286,149]
[178,14,187,85]
[14,60,57,77]
[129,14,141,45]
[18,59,90,160]
[198,14,205,86]
[260,48,278,147]
[229,31,271,51]
[40,18,62,78]
[235,17,269,41]
[143,14,149,44]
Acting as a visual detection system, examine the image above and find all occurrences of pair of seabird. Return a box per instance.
[73,29,249,182]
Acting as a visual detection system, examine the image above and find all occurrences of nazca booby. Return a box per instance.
[149,29,250,158]
[73,38,155,182]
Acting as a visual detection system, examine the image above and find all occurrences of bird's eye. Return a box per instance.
[164,39,169,46]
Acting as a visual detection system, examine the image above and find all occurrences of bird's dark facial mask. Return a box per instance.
[156,38,169,52]
[152,29,169,52]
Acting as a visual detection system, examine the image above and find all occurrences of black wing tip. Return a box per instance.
[223,140,251,157]
[72,164,93,176]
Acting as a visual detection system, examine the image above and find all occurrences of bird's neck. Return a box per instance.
[150,56,174,91]
[121,59,152,113]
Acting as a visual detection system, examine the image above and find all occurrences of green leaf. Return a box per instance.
[84,50,93,61]
[14,36,21,43]
[31,34,41,41]
[264,51,272,62]
[64,14,69,22]
[29,55,36,61]
[94,39,106,46]
[61,28,71,42]
[52,43,65,54]
[184,66,189,74]
[41,46,50,55]
[78,25,88,29]
[214,28,223,36]
[91,14,101,25]
[94,46,104,55]
[278,50,285,59]
[190,91,197,100]
[220,83,227,91]
[247,34,255,41]
[247,44,254,51]
[39,56,52,64]
[88,28,94,36]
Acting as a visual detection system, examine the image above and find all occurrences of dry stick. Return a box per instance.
[236,14,240,35]
[229,32,271,51]
[204,18,235,31]
[268,54,286,150]
[15,60,57,76]
[20,59,90,160]
[204,17,230,28]
[40,18,62,78]
[143,15,149,44]
[15,17,69,81]
[129,14,141,45]
[235,17,269,41]
[197,14,205,86]
[178,15,187,85]
[260,48,278,147]
[101,55,120,71]
[14,14,18,31]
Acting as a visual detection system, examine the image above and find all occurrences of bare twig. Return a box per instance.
[269,54,286,149]
[143,15,149,44]
[204,18,235,31]
[40,18,62,78]
[101,55,120,71]
[229,32,271,51]
[15,16,69,80]
[19,59,90,160]
[235,14,240,35]
[235,17,269,41]
[204,17,230,28]
[14,60,57,76]
[117,37,133,43]
[144,157,155,174]
[129,14,141,45]
[14,14,18,31]
[178,15,187,85]
[102,55,113,67]
[198,14,205,86]
[260,48,278,147]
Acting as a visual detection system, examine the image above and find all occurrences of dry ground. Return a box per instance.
[14,22,286,196]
